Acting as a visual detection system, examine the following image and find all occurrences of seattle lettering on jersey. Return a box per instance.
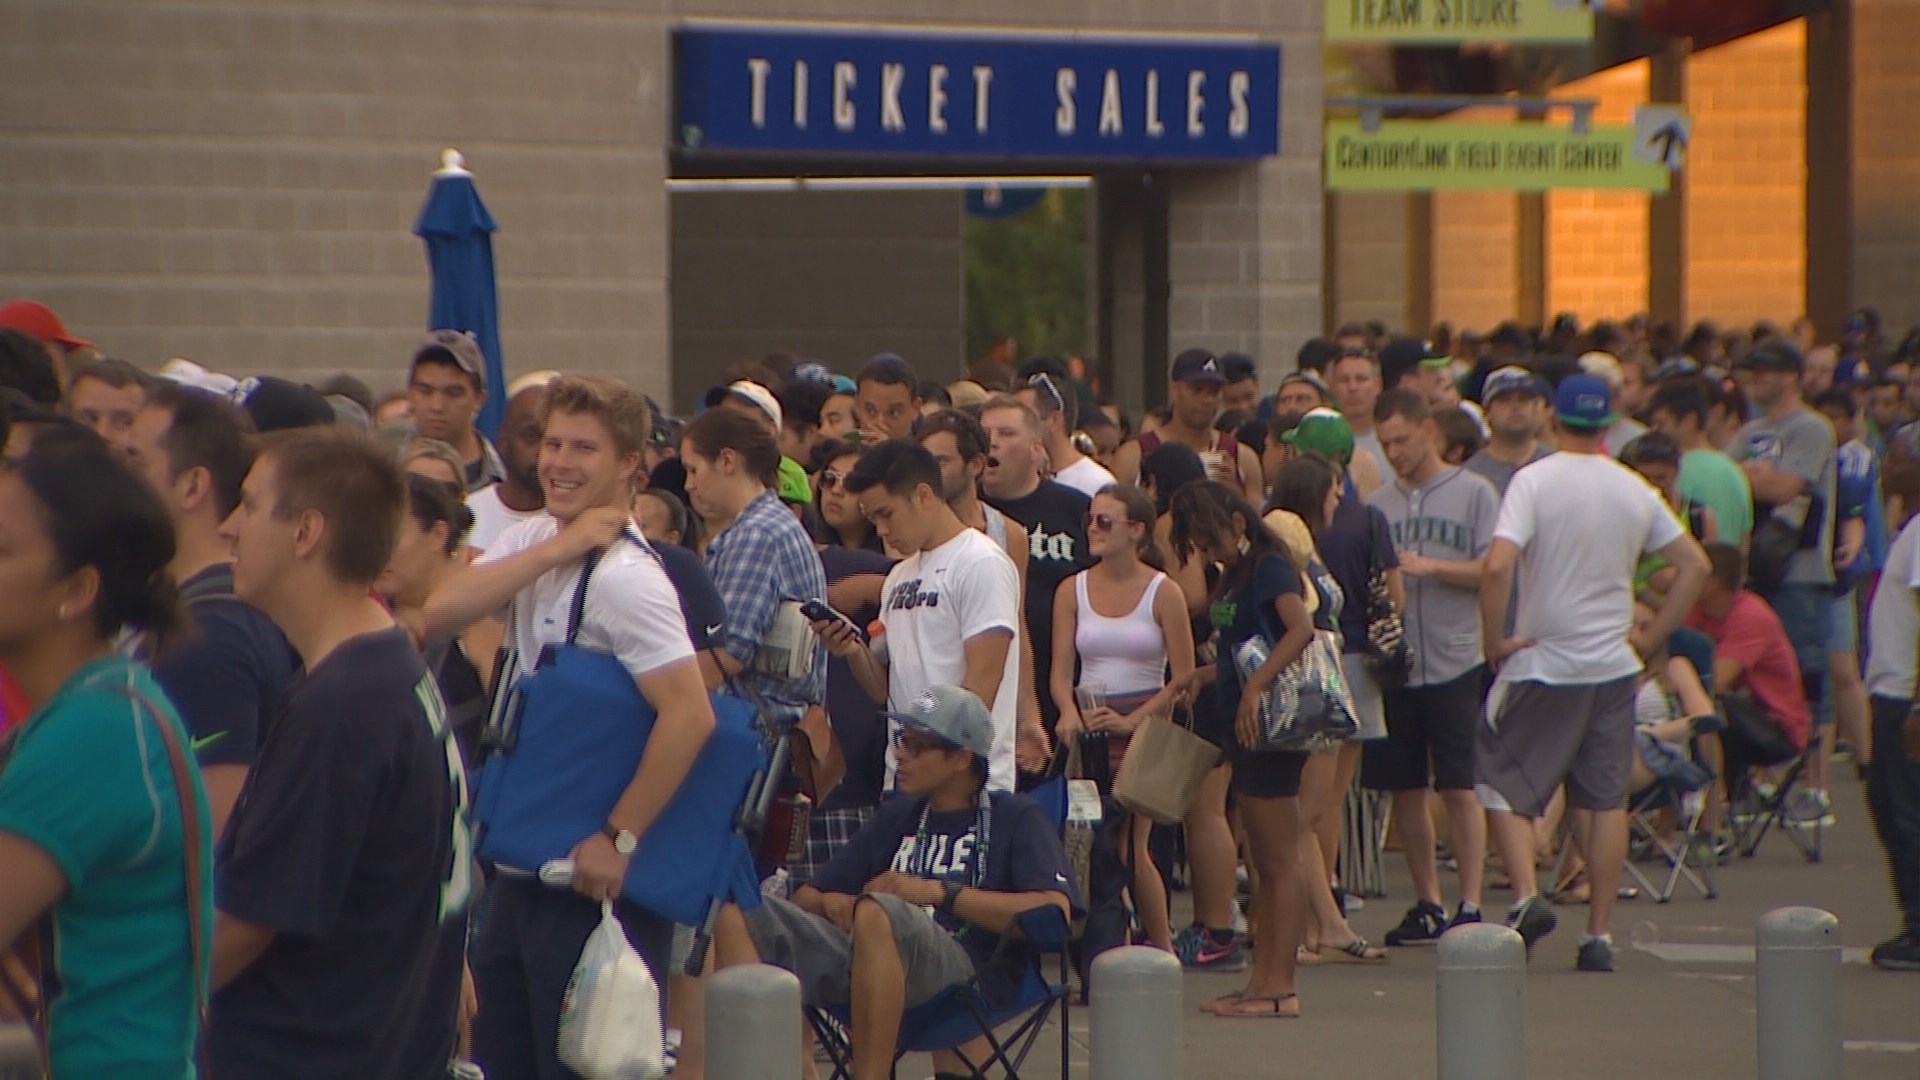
[1391,516,1473,554]
[886,577,941,612]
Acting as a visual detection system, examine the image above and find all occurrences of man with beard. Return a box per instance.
[978,395,1093,747]
[1110,350,1263,504]
[466,371,558,554]
[1465,367,1554,498]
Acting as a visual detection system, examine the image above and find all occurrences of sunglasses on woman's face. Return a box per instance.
[1086,512,1129,532]
[819,468,845,490]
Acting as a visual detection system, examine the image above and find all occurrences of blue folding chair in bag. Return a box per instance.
[806,903,1074,1080]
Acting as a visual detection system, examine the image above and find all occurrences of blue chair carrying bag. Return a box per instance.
[472,539,764,926]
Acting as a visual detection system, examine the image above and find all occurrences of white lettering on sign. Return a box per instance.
[881,62,906,132]
[834,61,857,130]
[1229,70,1249,137]
[747,57,772,129]
[1055,69,1077,135]
[1187,71,1207,136]
[793,61,809,128]
[1098,68,1123,136]
[928,64,949,133]
[1145,69,1164,137]
[973,66,993,133]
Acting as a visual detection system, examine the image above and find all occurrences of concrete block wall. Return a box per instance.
[1548,62,1650,321]
[1430,191,1519,333]
[0,1,672,400]
[1330,193,1410,331]
[1852,0,1920,330]
[1684,20,1806,327]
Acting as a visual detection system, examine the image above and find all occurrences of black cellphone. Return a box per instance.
[800,599,864,640]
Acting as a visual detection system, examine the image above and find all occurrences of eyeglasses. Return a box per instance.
[1027,373,1065,415]
[820,468,844,490]
[1086,511,1131,532]
[892,730,960,757]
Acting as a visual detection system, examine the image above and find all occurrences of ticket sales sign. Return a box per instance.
[675,24,1281,161]
[1325,0,1596,43]
[1325,119,1671,191]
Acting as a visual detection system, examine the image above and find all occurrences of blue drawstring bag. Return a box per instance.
[472,540,765,925]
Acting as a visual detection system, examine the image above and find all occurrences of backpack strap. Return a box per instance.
[564,531,644,646]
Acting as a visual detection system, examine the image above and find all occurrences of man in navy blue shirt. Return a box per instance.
[124,381,297,838]
[710,685,1077,1080]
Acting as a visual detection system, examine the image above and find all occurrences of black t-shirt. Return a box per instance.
[812,790,1079,1002]
[985,480,1093,730]
[1322,494,1396,655]
[149,564,298,769]
[818,545,896,809]
[1209,552,1305,701]
[210,627,468,1080]
[653,539,727,652]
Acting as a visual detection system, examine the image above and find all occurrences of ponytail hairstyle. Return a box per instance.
[1098,483,1166,571]
[403,472,475,556]
[16,437,184,651]
[682,406,781,488]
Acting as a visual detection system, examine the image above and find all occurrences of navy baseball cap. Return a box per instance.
[1171,349,1227,386]
[1554,374,1618,430]
[1482,365,1547,403]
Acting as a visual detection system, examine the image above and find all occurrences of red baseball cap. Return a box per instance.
[0,300,93,350]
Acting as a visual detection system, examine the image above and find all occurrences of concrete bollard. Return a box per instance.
[1090,946,1182,1080]
[1436,923,1526,1080]
[1755,906,1841,1080]
[707,963,801,1080]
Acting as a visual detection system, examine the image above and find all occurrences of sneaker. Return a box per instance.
[1576,936,1615,972]
[1869,932,1920,971]
[1184,933,1249,973]
[1787,789,1836,828]
[1445,905,1483,934]
[1385,901,1448,946]
[1506,896,1558,959]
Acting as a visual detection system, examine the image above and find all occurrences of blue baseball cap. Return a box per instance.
[1554,374,1618,430]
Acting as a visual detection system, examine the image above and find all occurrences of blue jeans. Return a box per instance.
[1762,584,1832,727]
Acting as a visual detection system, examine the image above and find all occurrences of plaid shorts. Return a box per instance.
[791,804,877,887]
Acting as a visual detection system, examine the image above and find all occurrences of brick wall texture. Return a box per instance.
[1549,61,1650,321]
[0,0,1324,407]
[1684,20,1807,328]
[1330,193,1410,331]
[1852,0,1920,330]
[1430,190,1519,334]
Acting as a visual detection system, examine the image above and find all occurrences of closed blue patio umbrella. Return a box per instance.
[415,148,505,441]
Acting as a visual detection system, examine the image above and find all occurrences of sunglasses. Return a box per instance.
[1027,373,1065,413]
[1086,511,1132,532]
[892,730,960,757]
[820,468,845,490]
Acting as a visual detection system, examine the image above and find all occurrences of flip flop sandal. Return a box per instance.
[1296,945,1322,965]
[1199,991,1246,1015]
[1320,937,1388,964]
[1214,993,1300,1019]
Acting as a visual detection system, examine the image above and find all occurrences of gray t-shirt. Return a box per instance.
[1366,466,1501,687]
[1731,406,1837,587]
[1464,443,1553,499]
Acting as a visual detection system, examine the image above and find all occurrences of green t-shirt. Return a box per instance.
[0,655,211,1079]
[1679,448,1753,545]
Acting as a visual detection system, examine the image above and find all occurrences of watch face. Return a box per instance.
[615,832,638,856]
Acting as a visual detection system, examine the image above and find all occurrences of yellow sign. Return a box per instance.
[1324,119,1671,192]
[1325,0,1595,44]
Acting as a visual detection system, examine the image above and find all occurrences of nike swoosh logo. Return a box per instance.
[706,623,724,637]
[190,732,227,752]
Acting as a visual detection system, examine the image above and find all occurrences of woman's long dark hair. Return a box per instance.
[1169,480,1279,597]
[14,437,183,650]
[1266,453,1338,540]
[806,443,882,553]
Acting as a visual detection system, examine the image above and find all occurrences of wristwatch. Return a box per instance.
[939,882,964,914]
[601,823,639,857]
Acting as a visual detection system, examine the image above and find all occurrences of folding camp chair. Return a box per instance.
[806,904,1074,1080]
[1625,781,1718,902]
[1730,749,1823,863]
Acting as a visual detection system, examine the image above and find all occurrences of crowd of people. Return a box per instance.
[0,293,1917,1080]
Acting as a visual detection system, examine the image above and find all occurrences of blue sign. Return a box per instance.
[676,24,1281,162]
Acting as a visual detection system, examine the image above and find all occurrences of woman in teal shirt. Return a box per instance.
[0,435,212,1078]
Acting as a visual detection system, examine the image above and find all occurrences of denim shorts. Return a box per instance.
[1763,583,1831,724]
[1829,586,1858,655]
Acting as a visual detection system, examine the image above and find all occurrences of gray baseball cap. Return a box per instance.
[885,684,995,759]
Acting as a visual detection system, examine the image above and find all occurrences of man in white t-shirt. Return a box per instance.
[1016,371,1114,498]
[465,371,558,553]
[1862,499,1920,970]
[424,374,716,1078]
[1478,375,1709,975]
[812,440,1024,791]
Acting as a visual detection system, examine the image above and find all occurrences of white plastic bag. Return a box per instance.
[557,901,667,1080]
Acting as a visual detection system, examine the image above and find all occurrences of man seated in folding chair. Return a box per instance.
[1683,542,1814,846]
[711,684,1080,1080]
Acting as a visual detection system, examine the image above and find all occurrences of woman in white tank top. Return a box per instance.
[1051,485,1195,952]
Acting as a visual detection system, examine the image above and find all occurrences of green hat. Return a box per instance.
[1282,407,1354,466]
[776,456,813,506]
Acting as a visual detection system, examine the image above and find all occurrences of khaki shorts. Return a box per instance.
[1474,676,1637,817]
[744,892,976,1008]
